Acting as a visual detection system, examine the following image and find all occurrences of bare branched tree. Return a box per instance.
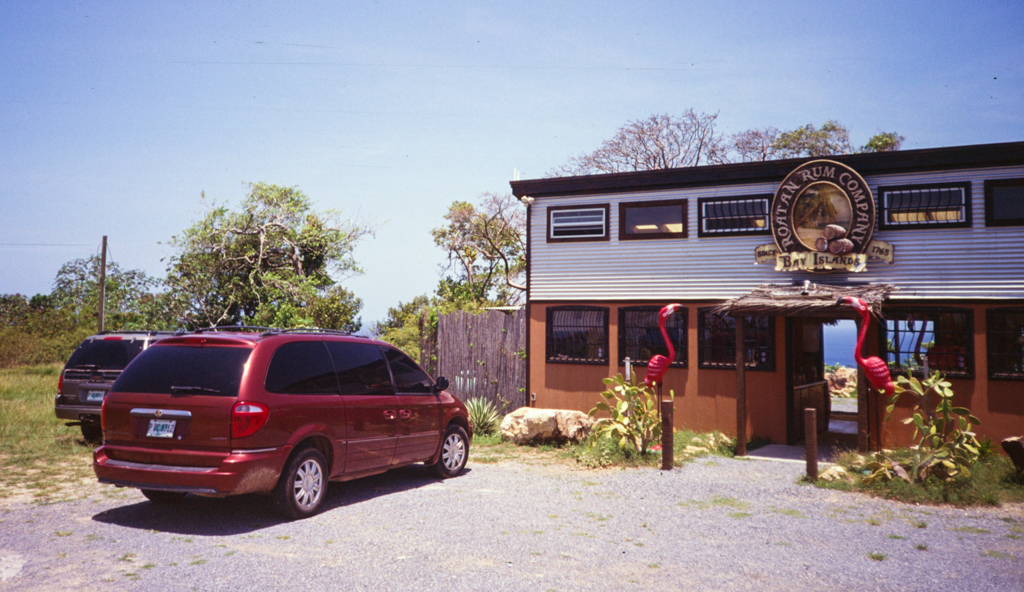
[726,126,782,162]
[549,111,726,176]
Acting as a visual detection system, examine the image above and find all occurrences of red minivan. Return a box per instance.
[93,329,471,519]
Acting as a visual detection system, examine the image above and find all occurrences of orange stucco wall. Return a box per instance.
[530,301,1023,450]
[529,302,789,444]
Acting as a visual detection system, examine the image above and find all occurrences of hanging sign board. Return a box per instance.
[756,160,893,272]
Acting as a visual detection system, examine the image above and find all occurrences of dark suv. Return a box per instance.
[56,331,175,442]
[93,329,471,519]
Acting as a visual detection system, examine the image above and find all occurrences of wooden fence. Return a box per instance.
[436,308,526,414]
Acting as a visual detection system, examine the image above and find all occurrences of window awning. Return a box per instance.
[708,282,897,318]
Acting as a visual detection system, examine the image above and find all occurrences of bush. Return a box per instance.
[465,397,502,435]
[589,374,667,456]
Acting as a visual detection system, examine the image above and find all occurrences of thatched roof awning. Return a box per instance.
[709,282,897,318]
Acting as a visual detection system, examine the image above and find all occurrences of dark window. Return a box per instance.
[547,205,610,242]
[383,348,434,393]
[111,345,253,397]
[619,199,687,240]
[546,306,609,364]
[882,308,974,378]
[697,309,774,370]
[985,179,1024,227]
[326,341,393,395]
[65,338,145,370]
[697,196,771,237]
[877,183,971,229]
[619,306,687,367]
[265,341,339,394]
[987,307,1024,380]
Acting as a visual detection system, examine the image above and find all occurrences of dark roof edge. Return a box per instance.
[510,141,1024,198]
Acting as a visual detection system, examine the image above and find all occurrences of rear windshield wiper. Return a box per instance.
[169,385,222,395]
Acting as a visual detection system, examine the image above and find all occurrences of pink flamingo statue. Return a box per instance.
[645,303,683,388]
[837,296,895,397]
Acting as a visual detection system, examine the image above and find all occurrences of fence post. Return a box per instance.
[805,408,818,480]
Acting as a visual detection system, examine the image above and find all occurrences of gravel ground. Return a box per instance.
[1,455,1022,591]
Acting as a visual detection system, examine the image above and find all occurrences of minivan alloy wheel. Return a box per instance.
[293,458,323,509]
[433,424,469,478]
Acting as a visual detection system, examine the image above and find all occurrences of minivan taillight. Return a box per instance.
[231,402,269,439]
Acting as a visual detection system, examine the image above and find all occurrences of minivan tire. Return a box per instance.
[432,424,469,478]
[273,447,328,520]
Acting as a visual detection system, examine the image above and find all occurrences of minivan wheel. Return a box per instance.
[432,425,469,478]
[273,447,328,520]
[141,489,187,504]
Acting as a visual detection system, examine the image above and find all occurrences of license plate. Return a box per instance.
[146,419,176,438]
[86,390,106,402]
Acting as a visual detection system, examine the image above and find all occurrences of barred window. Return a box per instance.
[985,179,1024,227]
[619,199,687,240]
[697,196,770,237]
[546,306,609,364]
[618,306,687,368]
[882,308,974,378]
[697,308,774,370]
[547,205,610,241]
[987,307,1024,380]
[878,183,970,229]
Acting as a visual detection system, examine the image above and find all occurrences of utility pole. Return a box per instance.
[98,236,107,333]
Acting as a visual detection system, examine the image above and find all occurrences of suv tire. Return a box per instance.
[80,422,103,444]
[273,447,328,520]
[432,424,469,478]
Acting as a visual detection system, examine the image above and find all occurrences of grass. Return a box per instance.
[0,364,97,500]
[819,450,1024,507]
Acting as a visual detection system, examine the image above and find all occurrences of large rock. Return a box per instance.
[500,407,594,445]
[1002,437,1024,476]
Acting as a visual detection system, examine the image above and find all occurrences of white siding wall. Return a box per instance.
[529,166,1024,301]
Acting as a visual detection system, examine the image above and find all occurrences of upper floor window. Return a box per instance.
[985,179,1024,227]
[547,204,610,242]
[619,199,687,240]
[697,196,770,237]
[546,306,608,364]
[987,307,1024,381]
[697,308,774,370]
[877,183,971,229]
[882,308,974,379]
[618,306,687,367]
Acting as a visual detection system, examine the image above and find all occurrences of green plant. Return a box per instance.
[881,371,981,482]
[465,397,502,435]
[589,374,667,456]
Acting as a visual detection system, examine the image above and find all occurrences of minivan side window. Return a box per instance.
[325,341,392,395]
[383,348,433,393]
[265,341,339,394]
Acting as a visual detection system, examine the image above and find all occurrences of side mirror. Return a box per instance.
[434,376,449,392]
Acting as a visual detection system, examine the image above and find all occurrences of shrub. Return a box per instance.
[589,374,667,456]
[465,397,502,435]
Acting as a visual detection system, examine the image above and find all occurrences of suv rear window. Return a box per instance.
[66,339,145,370]
[111,345,253,397]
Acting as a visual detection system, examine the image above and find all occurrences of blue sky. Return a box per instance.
[1,1,1021,328]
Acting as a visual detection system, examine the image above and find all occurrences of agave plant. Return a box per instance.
[465,397,502,435]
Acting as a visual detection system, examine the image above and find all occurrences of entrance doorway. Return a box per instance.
[786,318,860,448]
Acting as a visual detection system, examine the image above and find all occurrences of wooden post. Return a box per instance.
[98,235,107,333]
[661,398,673,470]
[735,316,747,457]
[805,408,818,480]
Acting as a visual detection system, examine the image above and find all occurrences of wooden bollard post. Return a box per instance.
[805,408,818,480]
[661,399,673,470]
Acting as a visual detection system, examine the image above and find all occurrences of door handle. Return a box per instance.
[384,410,397,420]
[399,409,412,419]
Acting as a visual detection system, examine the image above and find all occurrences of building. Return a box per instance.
[510,142,1024,451]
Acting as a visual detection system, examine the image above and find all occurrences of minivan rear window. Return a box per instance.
[66,339,145,370]
[111,345,253,397]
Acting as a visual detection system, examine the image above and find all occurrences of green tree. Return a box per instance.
[371,295,433,359]
[862,131,905,152]
[431,192,526,307]
[308,286,363,333]
[164,183,374,328]
[51,255,172,331]
[771,119,854,158]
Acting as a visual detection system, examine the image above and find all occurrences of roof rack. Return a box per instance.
[265,327,373,339]
[194,325,275,334]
